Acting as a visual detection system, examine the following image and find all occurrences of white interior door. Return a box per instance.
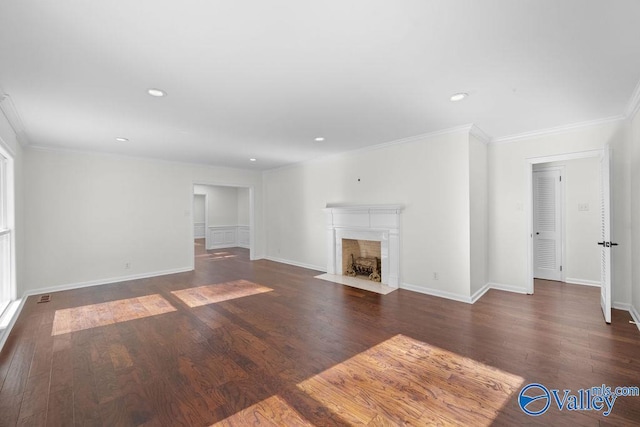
[599,147,612,324]
[533,169,563,281]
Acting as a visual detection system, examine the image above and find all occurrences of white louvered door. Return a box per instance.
[599,147,612,323]
[533,169,562,281]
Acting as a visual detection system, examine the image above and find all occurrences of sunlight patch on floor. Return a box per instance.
[51,294,176,336]
[296,334,524,426]
[209,251,238,260]
[195,251,238,261]
[171,280,273,307]
[211,395,313,426]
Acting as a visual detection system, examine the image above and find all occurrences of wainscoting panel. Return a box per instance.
[207,226,250,249]
[194,222,206,238]
[238,226,250,248]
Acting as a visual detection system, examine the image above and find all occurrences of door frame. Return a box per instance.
[532,166,565,282]
[192,192,208,244]
[188,182,256,270]
[525,148,603,294]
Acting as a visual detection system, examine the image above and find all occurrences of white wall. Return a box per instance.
[469,135,488,296]
[488,119,631,304]
[237,187,250,226]
[193,184,238,226]
[533,158,601,285]
[23,148,263,295]
[264,129,474,299]
[193,194,206,224]
[630,106,640,319]
[192,194,206,238]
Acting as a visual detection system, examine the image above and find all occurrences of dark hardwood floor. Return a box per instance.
[1,241,639,426]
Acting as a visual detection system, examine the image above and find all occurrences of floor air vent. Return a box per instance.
[36,294,51,304]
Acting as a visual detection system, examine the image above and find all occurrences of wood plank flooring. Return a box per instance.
[1,242,639,426]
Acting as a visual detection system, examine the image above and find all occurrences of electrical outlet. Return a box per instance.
[578,203,590,212]
[433,272,439,280]
[125,262,131,270]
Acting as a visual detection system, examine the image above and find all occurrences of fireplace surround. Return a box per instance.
[324,205,403,287]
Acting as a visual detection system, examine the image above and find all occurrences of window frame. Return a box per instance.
[0,141,16,316]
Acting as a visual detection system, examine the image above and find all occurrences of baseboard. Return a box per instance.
[207,243,250,250]
[630,305,640,332]
[565,278,600,287]
[487,282,529,294]
[0,298,26,354]
[264,256,325,272]
[471,283,491,303]
[22,266,194,298]
[612,302,640,332]
[206,244,240,250]
[399,281,530,305]
[400,282,473,304]
[612,301,631,311]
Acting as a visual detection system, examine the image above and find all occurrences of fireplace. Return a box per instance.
[324,205,403,287]
[342,239,381,281]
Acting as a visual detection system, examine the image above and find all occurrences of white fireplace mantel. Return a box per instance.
[324,204,403,287]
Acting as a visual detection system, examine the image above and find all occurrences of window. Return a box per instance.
[0,148,14,317]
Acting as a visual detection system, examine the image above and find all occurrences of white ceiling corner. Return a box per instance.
[626,78,640,120]
[469,125,492,145]
[0,93,30,146]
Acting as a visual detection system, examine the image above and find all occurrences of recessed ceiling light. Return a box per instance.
[314,137,325,142]
[147,88,166,97]
[115,137,129,142]
[249,158,257,162]
[450,93,468,102]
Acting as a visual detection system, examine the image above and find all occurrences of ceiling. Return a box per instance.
[1,1,639,170]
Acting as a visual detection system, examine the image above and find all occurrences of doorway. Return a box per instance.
[190,183,253,267]
[526,148,612,323]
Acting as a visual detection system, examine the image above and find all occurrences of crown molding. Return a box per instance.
[26,144,262,176]
[469,124,492,144]
[360,123,475,152]
[263,123,476,174]
[0,93,30,146]
[490,115,626,145]
[626,78,640,120]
